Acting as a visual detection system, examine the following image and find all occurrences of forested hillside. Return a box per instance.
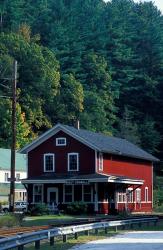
[0,0,163,166]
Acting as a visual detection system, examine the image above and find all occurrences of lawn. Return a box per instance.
[22,214,117,227]
[24,229,117,250]
[22,214,77,227]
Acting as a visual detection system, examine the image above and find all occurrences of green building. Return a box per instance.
[0,148,27,202]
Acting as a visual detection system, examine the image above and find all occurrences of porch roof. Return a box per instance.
[21,173,144,185]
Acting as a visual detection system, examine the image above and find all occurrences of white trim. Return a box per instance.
[56,137,66,146]
[99,152,103,171]
[82,185,84,202]
[136,188,141,203]
[63,185,65,203]
[95,150,97,172]
[33,184,43,203]
[22,177,143,185]
[127,187,133,203]
[145,186,148,203]
[44,153,55,172]
[19,124,99,153]
[64,184,74,202]
[94,183,98,212]
[67,153,79,171]
[47,187,58,204]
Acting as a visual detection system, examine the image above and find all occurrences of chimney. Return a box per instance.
[75,119,80,130]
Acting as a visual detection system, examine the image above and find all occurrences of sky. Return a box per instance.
[104,0,163,13]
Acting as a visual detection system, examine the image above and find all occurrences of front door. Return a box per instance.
[47,187,58,205]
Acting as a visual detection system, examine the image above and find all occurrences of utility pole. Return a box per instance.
[9,60,17,212]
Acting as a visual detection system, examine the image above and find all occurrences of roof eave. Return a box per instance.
[101,150,159,163]
[19,124,99,154]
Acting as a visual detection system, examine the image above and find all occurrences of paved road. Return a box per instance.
[71,231,163,250]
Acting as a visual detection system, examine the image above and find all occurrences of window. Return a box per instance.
[33,184,43,203]
[83,185,92,202]
[56,137,66,146]
[99,153,103,171]
[64,185,73,202]
[16,173,20,181]
[136,188,141,203]
[68,153,79,171]
[145,187,148,202]
[126,188,133,203]
[4,173,9,182]
[117,192,126,202]
[44,154,55,172]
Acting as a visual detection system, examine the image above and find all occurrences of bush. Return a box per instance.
[0,214,22,228]
[28,203,50,216]
[66,202,87,215]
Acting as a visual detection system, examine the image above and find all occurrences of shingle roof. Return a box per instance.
[0,148,26,171]
[19,124,159,162]
[62,125,159,162]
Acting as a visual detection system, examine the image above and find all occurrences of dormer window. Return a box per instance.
[44,153,55,172]
[56,137,66,146]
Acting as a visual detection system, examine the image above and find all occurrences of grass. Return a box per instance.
[24,229,117,250]
[22,214,76,227]
[22,214,117,227]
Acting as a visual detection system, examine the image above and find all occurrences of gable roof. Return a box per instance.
[19,124,159,162]
[0,148,26,171]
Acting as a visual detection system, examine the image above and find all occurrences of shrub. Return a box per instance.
[28,203,50,216]
[0,214,22,228]
[66,202,87,215]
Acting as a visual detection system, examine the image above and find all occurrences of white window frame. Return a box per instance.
[145,187,148,202]
[16,173,20,182]
[64,185,74,203]
[83,185,93,202]
[56,137,67,146]
[126,188,133,203]
[44,153,55,172]
[68,153,79,171]
[136,188,141,203]
[117,191,126,203]
[33,184,43,204]
[99,152,103,171]
[4,172,9,182]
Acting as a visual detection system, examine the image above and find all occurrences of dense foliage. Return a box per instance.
[0,0,163,165]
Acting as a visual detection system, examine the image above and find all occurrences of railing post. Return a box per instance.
[50,236,54,246]
[35,240,40,249]
[115,226,118,232]
[85,230,89,236]
[18,245,24,250]
[75,232,78,240]
[63,234,67,242]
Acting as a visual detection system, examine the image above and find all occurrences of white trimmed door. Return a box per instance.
[47,187,58,205]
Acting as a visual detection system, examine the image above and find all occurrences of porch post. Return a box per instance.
[94,183,98,213]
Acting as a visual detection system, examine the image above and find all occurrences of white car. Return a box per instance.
[2,201,27,213]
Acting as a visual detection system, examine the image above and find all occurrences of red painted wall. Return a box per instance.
[28,131,95,177]
[97,153,153,212]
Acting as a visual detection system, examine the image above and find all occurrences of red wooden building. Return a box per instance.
[20,124,159,214]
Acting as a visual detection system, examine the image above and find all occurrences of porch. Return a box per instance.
[22,173,144,214]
